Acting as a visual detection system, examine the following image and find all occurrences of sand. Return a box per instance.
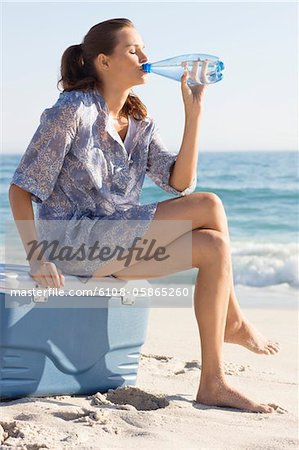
[0,284,298,449]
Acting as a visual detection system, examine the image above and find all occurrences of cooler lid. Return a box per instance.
[0,263,151,295]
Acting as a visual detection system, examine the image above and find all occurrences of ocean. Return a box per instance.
[1,151,298,289]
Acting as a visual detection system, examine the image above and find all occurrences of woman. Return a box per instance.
[9,18,279,413]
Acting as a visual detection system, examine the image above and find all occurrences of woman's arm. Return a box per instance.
[169,69,206,192]
[8,184,64,288]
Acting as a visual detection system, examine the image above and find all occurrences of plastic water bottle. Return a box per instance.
[142,53,224,85]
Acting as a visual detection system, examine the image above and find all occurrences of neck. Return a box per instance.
[98,84,131,119]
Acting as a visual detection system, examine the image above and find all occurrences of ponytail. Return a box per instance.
[57,44,98,92]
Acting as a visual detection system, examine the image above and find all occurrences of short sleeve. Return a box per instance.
[146,120,197,196]
[10,101,78,203]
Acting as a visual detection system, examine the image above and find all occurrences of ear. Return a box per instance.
[96,53,110,70]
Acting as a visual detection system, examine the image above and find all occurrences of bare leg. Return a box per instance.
[108,227,275,412]
[192,234,274,413]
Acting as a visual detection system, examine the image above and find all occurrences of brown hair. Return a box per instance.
[58,18,147,120]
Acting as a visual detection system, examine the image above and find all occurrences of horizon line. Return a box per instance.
[2,149,298,156]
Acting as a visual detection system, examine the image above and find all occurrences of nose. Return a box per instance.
[139,50,148,64]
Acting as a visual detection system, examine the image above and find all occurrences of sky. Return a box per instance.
[2,1,298,153]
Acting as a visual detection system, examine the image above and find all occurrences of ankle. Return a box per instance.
[199,369,226,390]
[225,316,244,333]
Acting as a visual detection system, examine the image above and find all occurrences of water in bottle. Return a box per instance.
[142,53,224,85]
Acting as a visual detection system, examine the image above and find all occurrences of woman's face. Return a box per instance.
[97,26,149,89]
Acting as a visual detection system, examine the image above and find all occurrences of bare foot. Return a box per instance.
[224,319,280,355]
[196,379,275,413]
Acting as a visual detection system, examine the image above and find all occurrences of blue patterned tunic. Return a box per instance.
[10,89,196,276]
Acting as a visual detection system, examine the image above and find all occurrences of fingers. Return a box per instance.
[30,271,47,287]
[180,69,189,101]
[181,67,207,95]
[59,273,65,288]
[43,262,62,288]
[32,262,64,289]
[181,68,189,84]
[181,69,191,98]
[181,65,206,113]
[191,61,199,82]
[199,59,209,84]
[39,262,54,288]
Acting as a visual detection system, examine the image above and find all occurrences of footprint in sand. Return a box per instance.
[223,361,251,376]
[141,353,173,362]
[91,386,169,411]
[52,408,110,425]
[174,359,199,375]
[0,421,25,445]
[14,413,39,421]
[174,360,252,376]
[52,410,90,422]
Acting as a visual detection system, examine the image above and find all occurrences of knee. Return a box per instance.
[190,192,224,211]
[208,232,230,259]
[193,230,231,269]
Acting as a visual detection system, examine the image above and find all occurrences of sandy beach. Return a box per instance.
[0,283,298,450]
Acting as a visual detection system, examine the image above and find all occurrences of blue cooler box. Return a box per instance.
[0,264,151,400]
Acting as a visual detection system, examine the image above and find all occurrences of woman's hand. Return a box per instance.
[29,260,64,288]
[181,62,207,117]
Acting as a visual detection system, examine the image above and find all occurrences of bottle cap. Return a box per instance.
[141,63,151,73]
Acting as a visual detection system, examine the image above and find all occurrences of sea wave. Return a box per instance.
[231,241,298,288]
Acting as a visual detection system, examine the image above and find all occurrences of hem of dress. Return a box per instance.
[71,201,160,279]
[76,274,118,283]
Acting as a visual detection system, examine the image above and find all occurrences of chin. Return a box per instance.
[137,75,148,85]
[139,78,148,85]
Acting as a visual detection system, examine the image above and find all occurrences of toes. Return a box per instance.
[268,340,280,348]
[265,404,274,413]
[268,343,279,349]
[269,342,280,352]
[267,347,277,355]
[259,340,280,354]
[268,403,288,414]
[259,404,274,413]
[267,342,280,353]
